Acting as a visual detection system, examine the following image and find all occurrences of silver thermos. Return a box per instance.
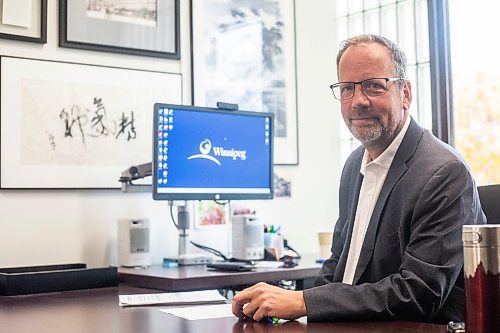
[462,225,500,333]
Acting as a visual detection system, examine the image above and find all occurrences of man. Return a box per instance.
[232,34,486,324]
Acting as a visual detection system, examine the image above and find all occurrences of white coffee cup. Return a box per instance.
[318,231,333,260]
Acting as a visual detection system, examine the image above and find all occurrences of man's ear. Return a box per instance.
[402,80,412,111]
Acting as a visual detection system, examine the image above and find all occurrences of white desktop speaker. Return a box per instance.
[118,218,151,267]
[231,215,264,260]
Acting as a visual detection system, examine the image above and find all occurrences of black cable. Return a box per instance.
[189,241,228,261]
[168,204,228,261]
[214,199,230,206]
[169,205,179,229]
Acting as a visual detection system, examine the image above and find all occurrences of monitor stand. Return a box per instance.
[170,202,212,266]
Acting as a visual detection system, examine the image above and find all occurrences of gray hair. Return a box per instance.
[336,34,407,80]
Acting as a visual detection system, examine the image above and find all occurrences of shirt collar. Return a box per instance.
[360,116,411,174]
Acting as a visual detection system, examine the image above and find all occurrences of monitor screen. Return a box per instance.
[152,103,274,201]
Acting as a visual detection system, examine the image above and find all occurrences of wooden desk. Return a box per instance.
[118,255,322,291]
[0,286,447,333]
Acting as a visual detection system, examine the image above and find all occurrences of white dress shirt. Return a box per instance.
[342,116,411,284]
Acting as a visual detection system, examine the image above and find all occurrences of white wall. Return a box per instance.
[0,0,341,267]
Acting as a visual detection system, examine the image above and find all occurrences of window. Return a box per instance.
[333,1,499,185]
[448,1,500,185]
[335,0,432,164]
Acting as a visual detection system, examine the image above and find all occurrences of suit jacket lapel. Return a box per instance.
[352,119,424,284]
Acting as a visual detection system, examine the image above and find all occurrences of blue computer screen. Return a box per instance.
[152,103,274,200]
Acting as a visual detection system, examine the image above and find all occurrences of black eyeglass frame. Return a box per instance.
[329,77,405,100]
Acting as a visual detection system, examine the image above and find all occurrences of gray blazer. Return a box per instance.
[303,118,486,324]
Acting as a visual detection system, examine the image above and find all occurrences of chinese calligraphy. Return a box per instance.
[57,97,137,146]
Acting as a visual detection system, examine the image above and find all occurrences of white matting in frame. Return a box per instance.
[191,0,298,165]
[0,56,182,189]
[60,0,179,59]
[0,0,47,43]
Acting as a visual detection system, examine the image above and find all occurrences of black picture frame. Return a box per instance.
[59,0,180,59]
[0,0,47,43]
[0,56,183,189]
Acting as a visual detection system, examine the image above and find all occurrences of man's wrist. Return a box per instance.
[296,291,307,317]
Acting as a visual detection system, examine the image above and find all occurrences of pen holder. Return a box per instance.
[264,233,284,259]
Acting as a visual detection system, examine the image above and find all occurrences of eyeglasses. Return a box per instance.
[329,77,404,100]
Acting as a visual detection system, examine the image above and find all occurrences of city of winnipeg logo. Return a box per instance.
[187,139,247,165]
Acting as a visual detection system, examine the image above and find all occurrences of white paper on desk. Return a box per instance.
[254,261,284,268]
[160,303,234,320]
[119,290,227,307]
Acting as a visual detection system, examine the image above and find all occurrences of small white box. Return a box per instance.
[118,218,151,267]
[231,215,264,260]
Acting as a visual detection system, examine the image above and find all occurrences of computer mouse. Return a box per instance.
[243,316,279,324]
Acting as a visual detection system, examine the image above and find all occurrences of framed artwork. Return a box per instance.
[194,201,230,229]
[59,0,180,59]
[0,56,182,189]
[191,0,298,165]
[0,0,47,43]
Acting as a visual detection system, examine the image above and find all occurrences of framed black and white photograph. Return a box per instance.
[191,0,298,165]
[0,56,182,189]
[0,0,47,43]
[59,0,179,59]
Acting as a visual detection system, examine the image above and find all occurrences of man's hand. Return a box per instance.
[231,282,307,321]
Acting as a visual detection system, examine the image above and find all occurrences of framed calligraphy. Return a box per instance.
[0,0,47,43]
[59,0,179,59]
[0,56,182,189]
[191,0,298,165]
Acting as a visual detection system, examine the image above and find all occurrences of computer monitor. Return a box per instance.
[152,103,274,201]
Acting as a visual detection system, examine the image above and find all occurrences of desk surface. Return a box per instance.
[118,255,322,291]
[0,286,447,333]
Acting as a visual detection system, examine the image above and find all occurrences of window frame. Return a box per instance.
[427,0,454,145]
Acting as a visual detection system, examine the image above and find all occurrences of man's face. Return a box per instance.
[338,43,412,153]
